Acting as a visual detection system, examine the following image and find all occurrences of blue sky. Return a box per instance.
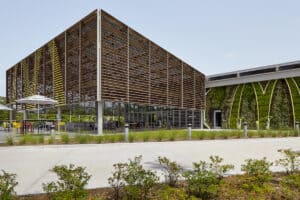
[1,0,300,97]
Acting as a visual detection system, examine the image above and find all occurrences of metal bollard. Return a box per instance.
[296,121,299,135]
[124,123,129,142]
[243,122,248,138]
[188,123,192,140]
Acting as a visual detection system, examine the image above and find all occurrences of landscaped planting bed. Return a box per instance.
[2,129,299,146]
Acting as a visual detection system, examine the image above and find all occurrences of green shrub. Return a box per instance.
[209,155,234,178]
[293,130,299,137]
[60,133,70,144]
[128,134,135,143]
[42,164,91,200]
[48,136,55,144]
[281,173,300,190]
[75,134,90,144]
[29,135,38,144]
[108,163,126,200]
[142,133,149,142]
[168,132,176,141]
[259,131,265,138]
[183,155,234,199]
[96,136,103,143]
[38,136,45,144]
[283,131,288,137]
[248,131,254,138]
[236,131,242,138]
[271,132,277,137]
[5,136,13,146]
[276,149,300,174]
[124,156,158,200]
[157,156,183,187]
[155,132,164,142]
[183,161,220,199]
[218,132,228,139]
[241,157,273,187]
[18,136,25,145]
[154,185,194,200]
[0,170,18,200]
[196,132,204,140]
[117,134,125,142]
[109,155,159,200]
[209,132,216,140]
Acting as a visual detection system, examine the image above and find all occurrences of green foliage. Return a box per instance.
[60,133,70,144]
[123,156,159,200]
[74,134,91,144]
[209,155,234,178]
[0,170,18,200]
[209,132,216,139]
[18,134,40,145]
[276,149,300,174]
[48,135,55,144]
[128,133,135,143]
[240,83,258,129]
[155,131,164,142]
[157,156,183,187]
[281,173,300,191]
[183,155,234,199]
[108,163,126,200]
[270,80,293,129]
[230,84,244,129]
[154,185,195,200]
[108,156,159,200]
[141,133,149,142]
[206,86,236,128]
[5,136,13,146]
[253,80,277,129]
[287,78,300,124]
[241,157,273,187]
[38,136,45,144]
[42,164,91,200]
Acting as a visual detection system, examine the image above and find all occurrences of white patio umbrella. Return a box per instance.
[0,104,12,111]
[16,94,58,120]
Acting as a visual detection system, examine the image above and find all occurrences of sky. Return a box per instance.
[1,0,300,97]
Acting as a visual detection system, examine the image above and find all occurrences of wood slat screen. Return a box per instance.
[101,11,128,102]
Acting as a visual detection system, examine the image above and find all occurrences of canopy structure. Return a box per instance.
[16,95,57,120]
[0,104,12,111]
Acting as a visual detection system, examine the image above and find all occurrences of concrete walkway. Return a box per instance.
[0,137,299,195]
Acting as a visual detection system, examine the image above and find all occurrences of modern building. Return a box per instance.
[205,61,300,129]
[6,9,206,134]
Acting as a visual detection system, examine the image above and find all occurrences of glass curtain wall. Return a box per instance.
[103,100,202,132]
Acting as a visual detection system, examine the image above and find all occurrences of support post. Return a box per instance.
[295,121,299,136]
[188,123,192,140]
[97,101,103,135]
[200,110,204,129]
[57,107,61,133]
[23,110,27,120]
[124,123,129,142]
[243,122,248,138]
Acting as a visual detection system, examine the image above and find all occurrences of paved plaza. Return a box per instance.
[0,137,299,195]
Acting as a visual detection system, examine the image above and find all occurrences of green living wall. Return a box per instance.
[206,77,300,129]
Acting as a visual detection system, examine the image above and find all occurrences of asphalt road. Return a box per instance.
[0,137,299,195]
